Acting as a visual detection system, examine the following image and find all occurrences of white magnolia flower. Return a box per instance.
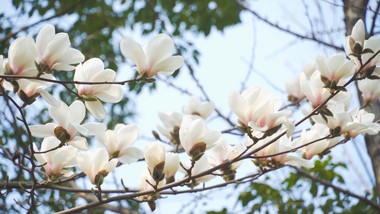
[36,24,84,72]
[208,139,244,170]
[358,79,380,102]
[77,147,118,185]
[29,100,106,150]
[229,87,292,134]
[163,152,180,183]
[120,34,184,77]
[97,124,143,163]
[286,74,305,100]
[347,108,380,138]
[316,53,355,83]
[157,111,183,141]
[144,141,166,181]
[300,71,331,107]
[245,133,313,168]
[7,36,38,76]
[182,96,215,119]
[294,124,340,160]
[179,115,221,159]
[74,58,123,119]
[33,137,77,177]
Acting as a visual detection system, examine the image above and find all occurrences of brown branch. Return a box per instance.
[369,0,380,36]
[292,166,380,211]
[234,0,344,51]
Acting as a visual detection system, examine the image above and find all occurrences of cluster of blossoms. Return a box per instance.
[0,19,379,210]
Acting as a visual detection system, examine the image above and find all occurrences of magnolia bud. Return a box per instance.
[152,161,165,182]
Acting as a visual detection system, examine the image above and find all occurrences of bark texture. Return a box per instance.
[342,0,380,200]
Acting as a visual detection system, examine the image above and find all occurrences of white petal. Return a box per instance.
[96,85,123,103]
[85,100,106,119]
[36,88,60,107]
[119,147,143,163]
[69,136,88,150]
[29,124,55,138]
[82,122,106,136]
[151,56,184,76]
[145,34,174,66]
[69,100,86,124]
[120,38,146,72]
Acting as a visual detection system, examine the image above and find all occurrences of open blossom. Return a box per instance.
[358,79,380,102]
[316,53,355,83]
[312,103,379,137]
[7,36,38,76]
[179,115,221,159]
[229,87,292,134]
[348,108,380,138]
[97,124,143,163]
[182,96,215,119]
[208,139,244,169]
[36,24,84,72]
[120,34,184,77]
[245,133,313,168]
[29,100,106,150]
[163,152,180,183]
[208,139,245,180]
[300,71,331,107]
[157,111,183,141]
[294,124,340,160]
[74,58,123,119]
[77,147,118,185]
[33,137,77,177]
[144,141,166,181]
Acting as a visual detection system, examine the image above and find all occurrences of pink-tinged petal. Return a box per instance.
[119,147,143,163]
[120,38,146,72]
[82,122,106,136]
[151,56,184,76]
[69,136,88,150]
[327,54,346,74]
[85,100,106,119]
[336,60,355,80]
[300,73,315,105]
[29,124,55,138]
[36,24,55,56]
[95,85,123,103]
[8,36,38,76]
[69,100,86,124]
[74,63,85,82]
[145,34,174,66]
[202,130,221,149]
[49,101,70,127]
